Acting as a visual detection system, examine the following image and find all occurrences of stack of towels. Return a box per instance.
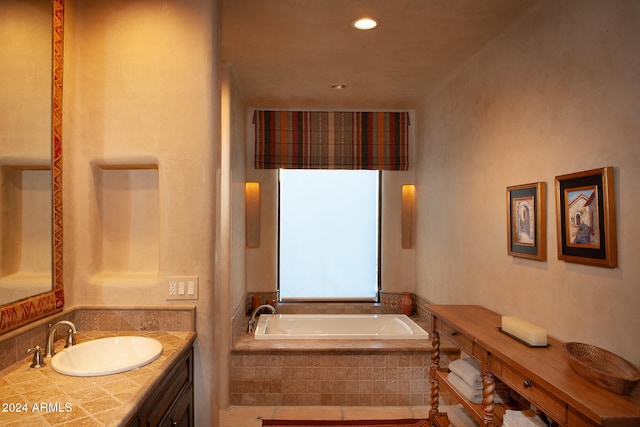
[503,410,548,427]
[447,357,509,404]
[446,407,547,427]
[446,404,479,427]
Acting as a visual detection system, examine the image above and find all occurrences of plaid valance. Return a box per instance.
[254,111,409,170]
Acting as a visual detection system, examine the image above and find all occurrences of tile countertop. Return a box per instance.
[233,333,434,353]
[0,330,196,427]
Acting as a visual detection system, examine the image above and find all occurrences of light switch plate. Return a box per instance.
[166,276,198,300]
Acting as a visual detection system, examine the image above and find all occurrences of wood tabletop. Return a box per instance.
[426,304,640,426]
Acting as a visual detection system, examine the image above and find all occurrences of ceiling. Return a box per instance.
[221,0,536,110]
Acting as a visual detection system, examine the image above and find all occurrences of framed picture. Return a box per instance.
[555,167,617,268]
[506,182,546,260]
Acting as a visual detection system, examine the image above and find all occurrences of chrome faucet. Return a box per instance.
[248,304,276,333]
[45,320,77,358]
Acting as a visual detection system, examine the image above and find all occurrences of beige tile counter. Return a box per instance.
[0,331,195,426]
[233,333,434,352]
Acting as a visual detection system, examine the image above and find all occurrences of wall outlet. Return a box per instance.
[166,276,199,300]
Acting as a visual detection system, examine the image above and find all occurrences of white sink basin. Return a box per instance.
[51,336,162,377]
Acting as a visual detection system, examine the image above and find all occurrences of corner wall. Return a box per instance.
[218,65,248,412]
[227,70,248,316]
[415,0,640,365]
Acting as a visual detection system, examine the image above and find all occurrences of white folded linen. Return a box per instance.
[504,410,547,427]
[447,372,505,405]
[449,357,483,389]
[447,404,479,427]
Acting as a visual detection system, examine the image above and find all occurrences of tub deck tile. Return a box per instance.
[232,335,436,353]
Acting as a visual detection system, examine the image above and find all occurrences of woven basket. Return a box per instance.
[564,342,640,395]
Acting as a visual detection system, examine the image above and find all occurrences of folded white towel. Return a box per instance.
[448,372,505,405]
[449,357,483,389]
[447,404,479,427]
[504,410,547,427]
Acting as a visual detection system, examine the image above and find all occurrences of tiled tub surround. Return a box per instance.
[231,330,459,406]
[243,292,419,317]
[230,293,456,406]
[0,330,195,426]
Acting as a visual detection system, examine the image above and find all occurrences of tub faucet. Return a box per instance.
[248,304,276,333]
[45,320,77,358]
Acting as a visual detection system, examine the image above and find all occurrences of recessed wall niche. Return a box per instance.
[0,165,52,303]
[92,163,159,284]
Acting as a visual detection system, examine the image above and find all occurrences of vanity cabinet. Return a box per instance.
[129,346,194,427]
[426,305,640,427]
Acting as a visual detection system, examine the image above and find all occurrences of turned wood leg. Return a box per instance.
[482,370,496,427]
[429,330,440,419]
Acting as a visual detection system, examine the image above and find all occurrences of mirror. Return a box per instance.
[0,0,64,333]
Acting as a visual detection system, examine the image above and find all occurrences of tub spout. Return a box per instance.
[248,304,276,333]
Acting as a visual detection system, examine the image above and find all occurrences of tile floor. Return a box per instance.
[220,405,455,427]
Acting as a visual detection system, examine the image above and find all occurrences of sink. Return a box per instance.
[51,336,162,377]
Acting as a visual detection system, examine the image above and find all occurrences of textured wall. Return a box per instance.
[227,71,248,315]
[415,1,640,365]
[0,0,51,158]
[64,0,219,424]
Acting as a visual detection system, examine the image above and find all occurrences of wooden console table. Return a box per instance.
[426,304,640,427]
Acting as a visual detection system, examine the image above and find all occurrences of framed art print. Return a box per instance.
[507,182,546,261]
[555,167,617,268]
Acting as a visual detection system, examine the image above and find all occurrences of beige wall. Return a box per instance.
[0,0,52,298]
[64,0,220,424]
[217,65,249,411]
[415,0,640,365]
[227,71,248,314]
[0,0,51,159]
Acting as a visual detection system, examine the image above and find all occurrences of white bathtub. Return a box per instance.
[253,314,429,340]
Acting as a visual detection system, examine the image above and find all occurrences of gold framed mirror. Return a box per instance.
[0,0,64,334]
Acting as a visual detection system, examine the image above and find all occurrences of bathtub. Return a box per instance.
[253,314,429,340]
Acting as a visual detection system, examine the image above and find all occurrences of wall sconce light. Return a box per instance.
[245,182,260,248]
[401,184,415,249]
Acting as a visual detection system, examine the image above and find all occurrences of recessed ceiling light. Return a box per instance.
[352,17,379,31]
[330,83,348,89]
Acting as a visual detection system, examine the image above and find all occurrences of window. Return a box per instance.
[278,169,380,301]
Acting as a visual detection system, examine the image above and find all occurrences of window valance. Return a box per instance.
[254,110,409,170]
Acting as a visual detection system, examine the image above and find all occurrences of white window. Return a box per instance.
[278,169,380,301]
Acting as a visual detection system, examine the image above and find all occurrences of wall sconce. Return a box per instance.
[401,184,415,249]
[245,182,260,248]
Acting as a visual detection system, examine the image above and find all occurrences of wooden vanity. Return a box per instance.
[127,340,194,427]
[426,304,640,427]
